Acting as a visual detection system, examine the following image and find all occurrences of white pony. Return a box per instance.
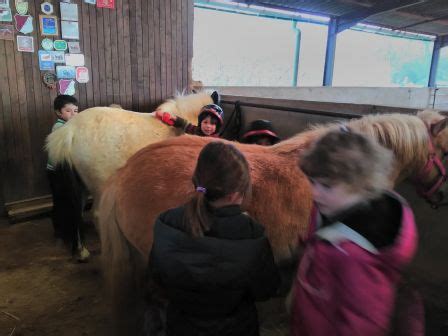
[45,91,218,261]
[46,91,218,200]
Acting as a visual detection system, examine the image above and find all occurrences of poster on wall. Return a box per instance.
[76,66,89,83]
[40,2,53,15]
[16,34,33,52]
[67,41,80,53]
[97,0,114,9]
[42,72,57,89]
[0,0,9,8]
[58,79,76,95]
[53,39,67,51]
[60,2,78,21]
[41,37,53,50]
[61,20,79,39]
[15,0,28,15]
[84,0,96,4]
[0,8,12,22]
[65,53,84,66]
[14,14,33,33]
[56,65,76,79]
[52,50,65,63]
[0,23,13,40]
[39,15,58,36]
[38,50,54,70]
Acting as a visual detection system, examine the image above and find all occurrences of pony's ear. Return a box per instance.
[211,91,220,105]
[431,118,448,137]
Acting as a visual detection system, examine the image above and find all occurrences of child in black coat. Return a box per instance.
[149,141,280,336]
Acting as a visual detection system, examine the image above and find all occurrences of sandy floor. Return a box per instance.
[1,201,448,335]
[0,216,288,336]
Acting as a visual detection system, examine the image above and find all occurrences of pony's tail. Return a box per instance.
[45,123,75,167]
[98,181,142,333]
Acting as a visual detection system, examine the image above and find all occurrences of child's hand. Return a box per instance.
[155,110,175,126]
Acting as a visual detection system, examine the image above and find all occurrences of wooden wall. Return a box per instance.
[0,0,194,214]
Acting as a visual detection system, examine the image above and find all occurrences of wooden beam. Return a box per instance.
[338,0,427,33]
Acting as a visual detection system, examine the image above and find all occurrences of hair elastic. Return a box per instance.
[196,186,207,193]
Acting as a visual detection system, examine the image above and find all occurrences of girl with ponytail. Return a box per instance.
[150,141,280,336]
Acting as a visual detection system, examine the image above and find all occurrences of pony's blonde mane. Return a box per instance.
[274,112,432,175]
[156,90,214,124]
[347,113,429,170]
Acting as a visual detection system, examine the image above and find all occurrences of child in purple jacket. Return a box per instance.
[289,129,423,336]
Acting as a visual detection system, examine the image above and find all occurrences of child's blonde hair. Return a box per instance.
[299,129,394,198]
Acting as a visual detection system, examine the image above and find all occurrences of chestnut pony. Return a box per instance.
[98,110,448,305]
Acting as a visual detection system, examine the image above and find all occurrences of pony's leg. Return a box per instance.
[62,164,91,262]
[74,188,90,262]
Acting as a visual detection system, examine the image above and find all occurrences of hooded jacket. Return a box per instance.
[150,205,280,336]
[291,192,420,336]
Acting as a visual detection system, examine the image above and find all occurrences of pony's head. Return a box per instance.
[156,90,219,125]
[413,110,448,207]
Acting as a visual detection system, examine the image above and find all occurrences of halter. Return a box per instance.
[413,133,447,208]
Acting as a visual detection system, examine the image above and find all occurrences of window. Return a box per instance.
[333,29,433,87]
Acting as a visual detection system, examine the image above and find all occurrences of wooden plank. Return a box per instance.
[115,0,125,107]
[109,0,120,105]
[89,4,101,107]
[170,0,178,94]
[153,0,161,104]
[123,0,132,109]
[135,0,144,110]
[147,0,156,109]
[0,41,10,211]
[24,0,45,196]
[141,0,150,111]
[129,0,138,110]
[165,0,172,97]
[77,2,87,109]
[81,1,94,108]
[22,49,39,195]
[103,4,113,104]
[160,0,167,99]
[176,0,182,91]
[5,42,23,201]
[96,6,107,106]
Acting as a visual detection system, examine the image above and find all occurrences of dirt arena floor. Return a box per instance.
[1,184,448,336]
[0,215,288,336]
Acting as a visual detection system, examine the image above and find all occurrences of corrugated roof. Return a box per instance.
[229,0,448,36]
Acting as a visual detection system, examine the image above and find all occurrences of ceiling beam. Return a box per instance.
[399,12,448,30]
[337,0,427,33]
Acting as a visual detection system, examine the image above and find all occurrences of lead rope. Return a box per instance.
[220,101,242,140]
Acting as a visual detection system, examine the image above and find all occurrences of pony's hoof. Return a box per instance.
[75,246,90,263]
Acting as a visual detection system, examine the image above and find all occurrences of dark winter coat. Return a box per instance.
[150,205,280,336]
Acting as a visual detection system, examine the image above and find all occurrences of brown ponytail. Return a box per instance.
[184,141,251,237]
